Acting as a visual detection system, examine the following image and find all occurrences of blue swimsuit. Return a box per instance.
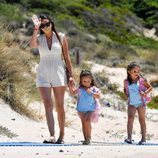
[77,88,96,112]
[128,82,143,107]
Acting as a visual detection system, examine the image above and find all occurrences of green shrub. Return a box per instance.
[129,36,158,49]
[148,96,158,109]
[0,3,24,22]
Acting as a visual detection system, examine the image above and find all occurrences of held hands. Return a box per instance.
[32,14,41,30]
[68,77,75,86]
[68,77,75,95]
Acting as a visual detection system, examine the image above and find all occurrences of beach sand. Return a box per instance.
[0,98,158,158]
[0,64,158,158]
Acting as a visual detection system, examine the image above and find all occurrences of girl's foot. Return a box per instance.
[82,138,91,145]
[43,136,56,144]
[124,138,133,144]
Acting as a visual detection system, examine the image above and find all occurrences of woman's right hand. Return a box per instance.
[32,14,41,30]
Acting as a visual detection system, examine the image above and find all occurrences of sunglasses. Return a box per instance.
[40,22,51,29]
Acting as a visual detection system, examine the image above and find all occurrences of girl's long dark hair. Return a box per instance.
[79,70,96,88]
[127,62,140,84]
[39,14,62,46]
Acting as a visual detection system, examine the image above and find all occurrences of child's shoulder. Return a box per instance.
[139,77,148,87]
[139,77,147,82]
[124,79,128,84]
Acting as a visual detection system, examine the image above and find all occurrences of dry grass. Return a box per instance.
[0,25,41,121]
[0,125,18,138]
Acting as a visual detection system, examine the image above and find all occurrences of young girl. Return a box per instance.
[71,70,101,145]
[124,62,152,145]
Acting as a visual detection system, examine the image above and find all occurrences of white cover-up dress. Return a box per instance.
[36,32,67,87]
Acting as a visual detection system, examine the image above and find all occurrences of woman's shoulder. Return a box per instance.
[58,32,65,38]
[57,32,65,42]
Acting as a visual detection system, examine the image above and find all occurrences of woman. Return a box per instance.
[30,14,74,144]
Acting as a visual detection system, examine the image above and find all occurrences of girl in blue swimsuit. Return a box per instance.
[124,62,152,145]
[71,70,101,145]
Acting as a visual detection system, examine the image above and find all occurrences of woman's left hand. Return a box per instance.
[68,77,75,95]
[68,77,75,86]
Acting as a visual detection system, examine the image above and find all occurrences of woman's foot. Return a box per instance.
[124,138,133,144]
[43,136,56,144]
[138,140,146,145]
[55,138,65,144]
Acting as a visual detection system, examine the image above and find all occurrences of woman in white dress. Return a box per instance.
[30,14,74,144]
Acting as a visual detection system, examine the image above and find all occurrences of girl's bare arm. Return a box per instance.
[143,80,153,94]
[87,87,101,99]
[92,91,101,99]
[69,85,78,96]
[123,80,127,95]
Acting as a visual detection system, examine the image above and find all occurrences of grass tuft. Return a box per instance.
[0,125,18,138]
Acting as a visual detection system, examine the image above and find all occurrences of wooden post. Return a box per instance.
[75,48,80,65]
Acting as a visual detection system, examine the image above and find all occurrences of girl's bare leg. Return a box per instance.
[137,106,146,142]
[85,112,93,140]
[78,112,87,140]
[127,105,136,140]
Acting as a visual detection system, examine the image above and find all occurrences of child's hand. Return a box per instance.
[87,88,93,94]
[140,91,146,97]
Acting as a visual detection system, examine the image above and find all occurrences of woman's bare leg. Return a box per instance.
[53,86,66,140]
[137,106,146,142]
[127,105,136,140]
[39,87,55,136]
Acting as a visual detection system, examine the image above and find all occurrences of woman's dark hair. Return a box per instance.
[39,14,62,46]
[79,70,96,87]
[127,62,140,84]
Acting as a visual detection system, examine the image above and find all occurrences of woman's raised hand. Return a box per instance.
[32,14,41,30]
